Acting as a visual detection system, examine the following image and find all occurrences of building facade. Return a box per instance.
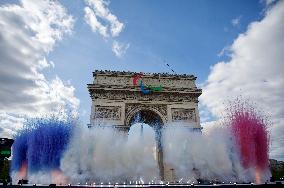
[88,70,202,131]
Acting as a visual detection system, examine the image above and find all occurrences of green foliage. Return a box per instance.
[271,167,284,180]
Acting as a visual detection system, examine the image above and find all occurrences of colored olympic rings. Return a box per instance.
[132,73,163,94]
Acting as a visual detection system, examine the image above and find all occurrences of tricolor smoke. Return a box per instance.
[229,101,270,183]
[10,100,271,184]
[11,117,73,183]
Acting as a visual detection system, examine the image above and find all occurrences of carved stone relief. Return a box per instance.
[94,106,121,120]
[91,90,197,103]
[125,103,168,123]
[171,108,196,122]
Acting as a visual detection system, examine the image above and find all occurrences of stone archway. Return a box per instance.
[131,110,162,125]
[125,106,166,128]
[127,107,165,181]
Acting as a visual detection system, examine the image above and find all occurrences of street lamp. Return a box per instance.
[170,168,175,183]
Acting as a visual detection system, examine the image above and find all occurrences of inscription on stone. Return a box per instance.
[126,104,167,117]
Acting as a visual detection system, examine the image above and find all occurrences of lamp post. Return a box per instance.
[170,168,175,183]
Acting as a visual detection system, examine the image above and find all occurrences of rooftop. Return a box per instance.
[93,70,197,79]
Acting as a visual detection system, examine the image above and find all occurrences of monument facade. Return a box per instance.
[88,70,202,131]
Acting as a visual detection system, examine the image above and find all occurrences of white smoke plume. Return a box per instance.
[11,122,271,184]
[59,123,270,184]
[60,124,159,184]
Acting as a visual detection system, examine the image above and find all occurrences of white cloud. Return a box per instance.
[84,6,108,38]
[265,0,277,6]
[217,46,230,57]
[84,0,124,38]
[84,0,129,57]
[200,1,284,160]
[231,15,242,27]
[112,40,130,58]
[0,0,79,138]
[37,58,55,70]
[0,113,25,138]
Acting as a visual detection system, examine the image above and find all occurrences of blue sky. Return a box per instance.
[46,0,264,124]
[0,0,283,160]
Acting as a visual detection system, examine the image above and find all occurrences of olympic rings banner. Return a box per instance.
[132,73,163,94]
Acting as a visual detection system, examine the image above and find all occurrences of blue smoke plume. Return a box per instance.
[11,117,74,173]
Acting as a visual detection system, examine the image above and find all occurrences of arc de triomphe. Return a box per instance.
[88,70,202,131]
[88,70,202,181]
